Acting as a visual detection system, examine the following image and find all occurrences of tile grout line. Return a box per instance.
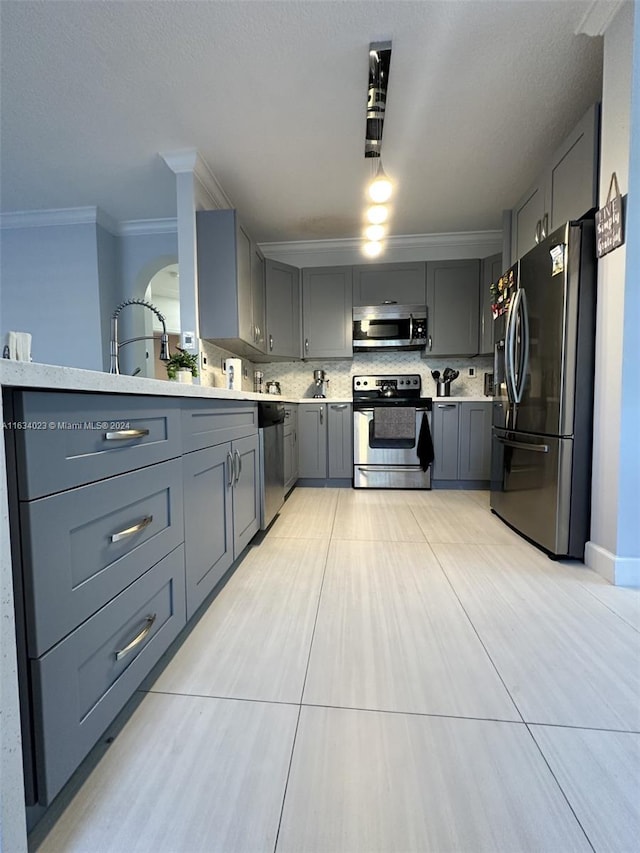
[272,492,339,853]
[409,506,528,726]
[525,723,598,853]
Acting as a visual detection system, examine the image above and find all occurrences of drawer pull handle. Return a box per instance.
[115,614,156,661]
[330,404,348,410]
[104,428,150,441]
[110,515,153,543]
[437,404,456,408]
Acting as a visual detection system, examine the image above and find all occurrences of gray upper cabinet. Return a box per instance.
[265,259,301,359]
[511,103,600,261]
[480,253,503,355]
[426,259,480,356]
[251,246,266,353]
[302,266,353,359]
[197,209,266,359]
[352,262,426,306]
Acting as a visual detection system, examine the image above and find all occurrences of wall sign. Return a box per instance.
[595,172,625,257]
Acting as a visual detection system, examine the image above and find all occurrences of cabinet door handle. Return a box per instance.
[234,449,242,483]
[115,614,156,661]
[269,334,273,351]
[541,213,549,240]
[110,515,153,543]
[104,428,149,441]
[305,338,309,353]
[535,220,542,244]
[428,335,432,351]
[330,404,348,410]
[227,450,234,487]
[319,408,324,425]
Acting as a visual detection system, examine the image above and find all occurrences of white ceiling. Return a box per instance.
[0,1,603,243]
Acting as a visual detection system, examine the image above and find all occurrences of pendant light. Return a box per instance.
[367,160,393,203]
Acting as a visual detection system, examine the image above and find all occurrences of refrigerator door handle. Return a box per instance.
[505,289,520,404]
[496,436,549,453]
[514,289,530,404]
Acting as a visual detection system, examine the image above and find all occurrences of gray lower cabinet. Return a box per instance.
[432,401,492,482]
[297,403,327,478]
[298,402,352,480]
[511,103,599,260]
[327,403,353,478]
[32,545,186,805]
[265,259,301,359]
[352,262,426,306]
[302,266,353,358]
[182,404,259,619]
[284,404,298,493]
[480,253,503,355]
[426,259,481,356]
[431,402,460,480]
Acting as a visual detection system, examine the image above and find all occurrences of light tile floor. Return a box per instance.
[32,488,640,853]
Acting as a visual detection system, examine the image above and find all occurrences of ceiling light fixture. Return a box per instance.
[361,40,393,259]
[363,241,383,258]
[367,160,393,203]
[366,204,388,224]
[365,224,385,241]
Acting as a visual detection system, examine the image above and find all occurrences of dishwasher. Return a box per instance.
[258,401,285,529]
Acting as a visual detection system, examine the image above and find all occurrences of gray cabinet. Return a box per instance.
[327,403,353,478]
[511,104,599,260]
[182,400,259,618]
[302,266,353,359]
[353,262,426,306]
[431,402,460,480]
[297,403,327,478]
[265,259,301,360]
[284,404,298,493]
[8,390,187,807]
[197,209,266,359]
[458,402,492,481]
[32,546,185,805]
[426,259,481,356]
[297,402,352,480]
[480,253,503,356]
[432,401,492,483]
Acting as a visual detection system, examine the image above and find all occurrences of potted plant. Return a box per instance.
[166,347,199,383]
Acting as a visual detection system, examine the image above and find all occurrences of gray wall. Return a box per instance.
[0,222,103,370]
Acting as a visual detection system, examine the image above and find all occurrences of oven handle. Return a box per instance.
[357,465,427,472]
[354,407,431,414]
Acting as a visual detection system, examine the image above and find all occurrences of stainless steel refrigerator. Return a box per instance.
[490,219,597,558]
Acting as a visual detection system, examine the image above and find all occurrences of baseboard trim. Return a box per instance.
[584,541,640,588]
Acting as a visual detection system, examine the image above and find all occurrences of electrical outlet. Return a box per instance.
[468,367,476,377]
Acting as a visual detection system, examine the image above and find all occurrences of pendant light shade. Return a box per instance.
[368,161,393,203]
[366,204,388,224]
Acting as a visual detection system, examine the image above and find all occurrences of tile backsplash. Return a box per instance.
[198,344,493,398]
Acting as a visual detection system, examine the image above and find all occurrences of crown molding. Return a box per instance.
[0,206,102,230]
[258,230,503,259]
[575,0,623,35]
[160,148,233,210]
[117,218,178,236]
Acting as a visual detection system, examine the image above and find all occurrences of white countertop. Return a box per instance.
[0,362,492,405]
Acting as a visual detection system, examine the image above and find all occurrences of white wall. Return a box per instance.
[0,222,103,370]
[586,1,640,586]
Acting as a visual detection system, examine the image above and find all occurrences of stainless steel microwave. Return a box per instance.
[353,304,428,351]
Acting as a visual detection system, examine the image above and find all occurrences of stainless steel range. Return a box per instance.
[352,373,433,489]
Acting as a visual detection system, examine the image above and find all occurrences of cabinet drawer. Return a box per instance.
[182,400,258,452]
[21,458,184,657]
[31,545,186,805]
[14,392,182,499]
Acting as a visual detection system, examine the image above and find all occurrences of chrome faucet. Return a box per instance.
[109,298,170,374]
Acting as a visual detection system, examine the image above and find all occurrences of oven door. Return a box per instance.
[353,407,431,489]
